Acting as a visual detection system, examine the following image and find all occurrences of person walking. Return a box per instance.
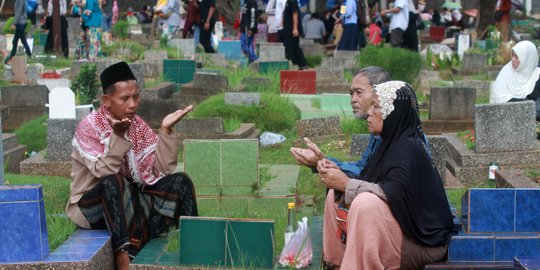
[4,0,32,65]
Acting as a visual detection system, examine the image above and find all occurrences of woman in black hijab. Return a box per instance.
[319,81,459,269]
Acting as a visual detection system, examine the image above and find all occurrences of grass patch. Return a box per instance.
[311,98,321,109]
[223,117,241,132]
[14,114,48,153]
[305,55,322,68]
[223,66,260,89]
[4,173,76,251]
[456,130,476,150]
[35,55,73,70]
[524,169,540,182]
[191,93,300,132]
[340,117,368,136]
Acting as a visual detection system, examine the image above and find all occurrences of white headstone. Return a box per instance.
[457,34,471,59]
[49,87,76,119]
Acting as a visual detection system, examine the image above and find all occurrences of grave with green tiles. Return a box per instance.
[183,139,259,196]
[259,61,289,74]
[284,93,353,120]
[163,59,196,84]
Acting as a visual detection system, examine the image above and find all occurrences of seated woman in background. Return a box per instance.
[319,81,459,269]
[492,40,540,105]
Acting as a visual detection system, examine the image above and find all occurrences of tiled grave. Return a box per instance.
[163,59,196,84]
[257,43,286,62]
[179,217,274,268]
[285,94,353,119]
[514,256,540,270]
[169,39,196,58]
[258,164,299,197]
[0,185,49,263]
[320,94,351,111]
[259,61,289,74]
[218,40,242,61]
[462,189,540,233]
[183,139,258,196]
[280,70,316,95]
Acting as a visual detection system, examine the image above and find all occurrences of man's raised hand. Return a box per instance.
[161,105,193,135]
[106,115,132,137]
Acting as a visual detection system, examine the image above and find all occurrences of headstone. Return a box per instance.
[316,67,346,84]
[474,101,536,153]
[49,87,76,119]
[26,64,43,84]
[296,116,341,138]
[168,39,195,58]
[193,72,228,89]
[176,117,224,136]
[457,34,471,59]
[453,80,491,99]
[224,92,260,105]
[258,43,286,61]
[11,55,27,83]
[37,78,71,92]
[218,40,242,61]
[426,135,448,183]
[75,104,94,119]
[163,59,196,84]
[429,87,476,120]
[141,82,175,100]
[280,70,317,94]
[128,63,145,91]
[462,53,487,70]
[258,61,289,74]
[144,50,168,62]
[323,55,356,69]
[47,118,79,161]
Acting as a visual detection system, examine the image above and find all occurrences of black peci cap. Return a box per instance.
[100,61,137,93]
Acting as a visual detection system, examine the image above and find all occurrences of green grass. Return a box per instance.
[340,116,368,136]
[4,173,76,251]
[36,56,73,70]
[14,114,48,152]
[191,93,300,132]
[223,117,242,132]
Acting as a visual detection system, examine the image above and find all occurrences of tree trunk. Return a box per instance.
[477,0,497,39]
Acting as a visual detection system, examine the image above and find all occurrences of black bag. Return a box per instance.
[494,10,503,21]
[416,14,425,30]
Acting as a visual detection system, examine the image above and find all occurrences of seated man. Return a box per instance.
[66,61,198,270]
[291,66,391,177]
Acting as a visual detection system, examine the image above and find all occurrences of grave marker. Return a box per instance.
[474,101,536,153]
[49,87,76,119]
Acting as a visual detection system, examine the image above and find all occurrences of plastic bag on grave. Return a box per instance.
[278,217,313,269]
[259,131,286,147]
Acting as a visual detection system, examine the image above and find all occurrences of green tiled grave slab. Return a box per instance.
[156,252,179,266]
[184,139,259,196]
[221,139,259,194]
[163,60,196,84]
[259,164,299,197]
[320,93,352,111]
[184,140,221,188]
[302,110,353,120]
[259,61,289,74]
[282,94,320,103]
[179,217,274,268]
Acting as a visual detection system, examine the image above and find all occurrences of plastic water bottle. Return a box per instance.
[488,162,498,180]
[285,202,295,245]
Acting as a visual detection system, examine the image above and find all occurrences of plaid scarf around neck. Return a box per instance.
[72,106,162,185]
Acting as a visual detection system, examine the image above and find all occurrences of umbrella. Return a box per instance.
[463,8,478,17]
[442,1,462,10]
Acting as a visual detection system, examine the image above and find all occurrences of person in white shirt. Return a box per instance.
[381,0,409,47]
[265,0,280,42]
[440,7,452,26]
[274,0,286,41]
